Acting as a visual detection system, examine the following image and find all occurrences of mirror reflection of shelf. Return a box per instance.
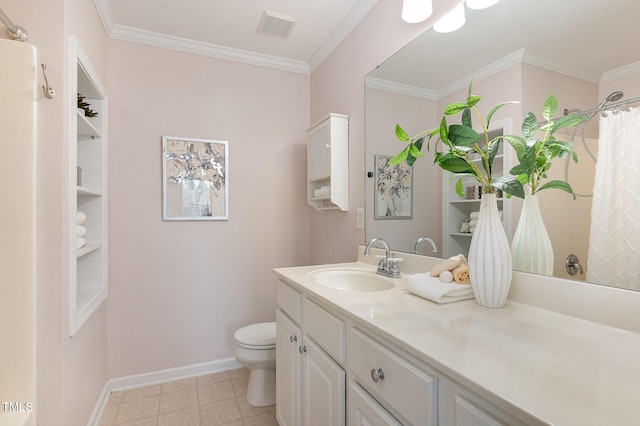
[77,110,101,138]
[77,244,101,258]
[77,186,102,196]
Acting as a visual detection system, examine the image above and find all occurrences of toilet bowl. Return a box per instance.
[234,322,276,406]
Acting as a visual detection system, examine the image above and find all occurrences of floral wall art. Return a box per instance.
[374,154,413,219]
[162,136,229,220]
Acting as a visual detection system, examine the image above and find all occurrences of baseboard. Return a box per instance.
[87,357,242,425]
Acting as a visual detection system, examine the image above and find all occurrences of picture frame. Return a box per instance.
[162,136,229,221]
[374,154,413,219]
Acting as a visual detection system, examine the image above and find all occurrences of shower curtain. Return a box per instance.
[587,107,640,289]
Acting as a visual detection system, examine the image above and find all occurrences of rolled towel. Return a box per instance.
[77,225,87,237]
[452,264,471,284]
[320,185,331,196]
[469,226,475,234]
[439,270,454,283]
[407,273,474,304]
[469,211,479,220]
[76,211,87,225]
[76,237,86,250]
[314,188,322,198]
[468,220,478,228]
[429,254,467,277]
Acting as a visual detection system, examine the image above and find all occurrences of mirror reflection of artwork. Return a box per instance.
[162,136,229,220]
[375,155,413,219]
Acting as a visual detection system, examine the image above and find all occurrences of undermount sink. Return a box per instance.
[306,268,397,292]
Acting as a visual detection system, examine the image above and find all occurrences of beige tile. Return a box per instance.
[98,403,118,425]
[201,420,242,426]
[228,368,250,380]
[199,398,242,424]
[198,380,235,405]
[159,387,198,414]
[115,395,159,424]
[230,377,248,397]
[161,377,196,393]
[237,397,275,419]
[121,384,162,402]
[117,417,157,426]
[108,390,124,404]
[242,412,279,426]
[158,406,199,426]
[196,371,230,387]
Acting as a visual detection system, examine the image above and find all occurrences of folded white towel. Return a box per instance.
[77,211,87,225]
[469,211,479,220]
[76,237,86,250]
[77,225,87,237]
[469,219,478,228]
[406,273,474,304]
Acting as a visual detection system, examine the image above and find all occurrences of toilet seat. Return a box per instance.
[234,322,276,350]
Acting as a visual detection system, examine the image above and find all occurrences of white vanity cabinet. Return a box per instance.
[276,281,346,426]
[348,327,438,426]
[307,113,349,211]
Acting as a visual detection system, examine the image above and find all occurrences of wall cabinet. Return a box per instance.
[307,113,349,211]
[276,282,346,426]
[68,36,108,336]
[441,120,513,258]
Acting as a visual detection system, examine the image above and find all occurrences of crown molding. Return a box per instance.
[601,60,640,84]
[93,0,115,35]
[308,0,378,72]
[365,76,438,100]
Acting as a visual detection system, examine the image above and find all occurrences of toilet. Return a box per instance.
[233,322,277,406]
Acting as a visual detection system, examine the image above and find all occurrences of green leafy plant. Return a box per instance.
[77,93,99,118]
[390,82,587,198]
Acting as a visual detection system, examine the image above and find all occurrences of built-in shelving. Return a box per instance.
[307,114,349,212]
[68,36,108,336]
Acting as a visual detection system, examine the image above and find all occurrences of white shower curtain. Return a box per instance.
[587,107,640,289]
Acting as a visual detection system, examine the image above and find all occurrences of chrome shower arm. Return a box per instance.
[0,7,28,41]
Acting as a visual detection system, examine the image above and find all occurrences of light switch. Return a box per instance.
[356,208,365,230]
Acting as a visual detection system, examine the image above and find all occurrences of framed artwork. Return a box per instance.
[162,136,229,220]
[374,155,413,219]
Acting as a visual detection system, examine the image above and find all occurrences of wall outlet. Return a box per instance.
[356,208,365,230]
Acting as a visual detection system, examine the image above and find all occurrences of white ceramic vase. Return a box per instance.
[468,193,512,308]
[511,194,554,276]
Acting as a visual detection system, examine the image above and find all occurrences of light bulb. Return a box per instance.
[433,3,466,33]
[466,0,500,10]
[402,0,433,24]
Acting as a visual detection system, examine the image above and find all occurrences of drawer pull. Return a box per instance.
[290,335,297,343]
[371,368,385,383]
[299,345,307,354]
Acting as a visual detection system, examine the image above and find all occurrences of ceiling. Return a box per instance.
[94,0,378,74]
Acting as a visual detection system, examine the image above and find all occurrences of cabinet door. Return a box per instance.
[347,381,401,426]
[276,310,302,426]
[303,337,346,426]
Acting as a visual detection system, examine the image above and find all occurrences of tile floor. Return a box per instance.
[99,368,278,426]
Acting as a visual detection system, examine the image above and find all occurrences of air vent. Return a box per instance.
[257,10,297,39]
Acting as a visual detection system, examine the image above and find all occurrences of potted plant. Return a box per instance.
[390,82,585,306]
[503,96,587,275]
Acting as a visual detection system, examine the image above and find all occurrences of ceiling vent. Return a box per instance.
[257,10,297,39]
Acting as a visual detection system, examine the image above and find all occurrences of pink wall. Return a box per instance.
[106,41,310,377]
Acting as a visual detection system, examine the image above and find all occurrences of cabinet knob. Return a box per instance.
[299,345,307,354]
[290,335,297,343]
[370,368,385,383]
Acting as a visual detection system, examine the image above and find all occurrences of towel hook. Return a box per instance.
[41,64,55,99]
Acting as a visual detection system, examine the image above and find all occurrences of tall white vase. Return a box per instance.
[511,194,554,276]
[468,193,512,308]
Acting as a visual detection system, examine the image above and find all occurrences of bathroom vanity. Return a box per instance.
[274,247,640,425]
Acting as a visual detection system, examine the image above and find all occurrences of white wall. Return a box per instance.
[106,40,311,378]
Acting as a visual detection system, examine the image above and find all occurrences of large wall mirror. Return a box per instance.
[365,0,640,291]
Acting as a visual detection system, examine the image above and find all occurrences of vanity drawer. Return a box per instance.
[277,281,302,324]
[349,327,437,426]
[302,297,346,363]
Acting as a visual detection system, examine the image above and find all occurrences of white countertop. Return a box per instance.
[274,251,640,425]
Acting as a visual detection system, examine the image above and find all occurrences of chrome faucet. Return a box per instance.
[414,236,438,254]
[364,238,402,278]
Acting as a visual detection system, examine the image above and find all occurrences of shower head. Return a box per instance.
[596,91,624,108]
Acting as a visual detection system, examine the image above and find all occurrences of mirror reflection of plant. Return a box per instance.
[503,96,587,196]
[391,82,523,198]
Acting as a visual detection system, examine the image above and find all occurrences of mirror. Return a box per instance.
[163,136,229,220]
[365,0,640,289]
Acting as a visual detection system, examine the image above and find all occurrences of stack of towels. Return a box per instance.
[467,210,503,233]
[406,254,474,304]
[313,185,331,198]
[77,211,87,250]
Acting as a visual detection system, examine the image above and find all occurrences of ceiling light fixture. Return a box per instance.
[402,0,433,24]
[465,0,500,10]
[433,3,466,33]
